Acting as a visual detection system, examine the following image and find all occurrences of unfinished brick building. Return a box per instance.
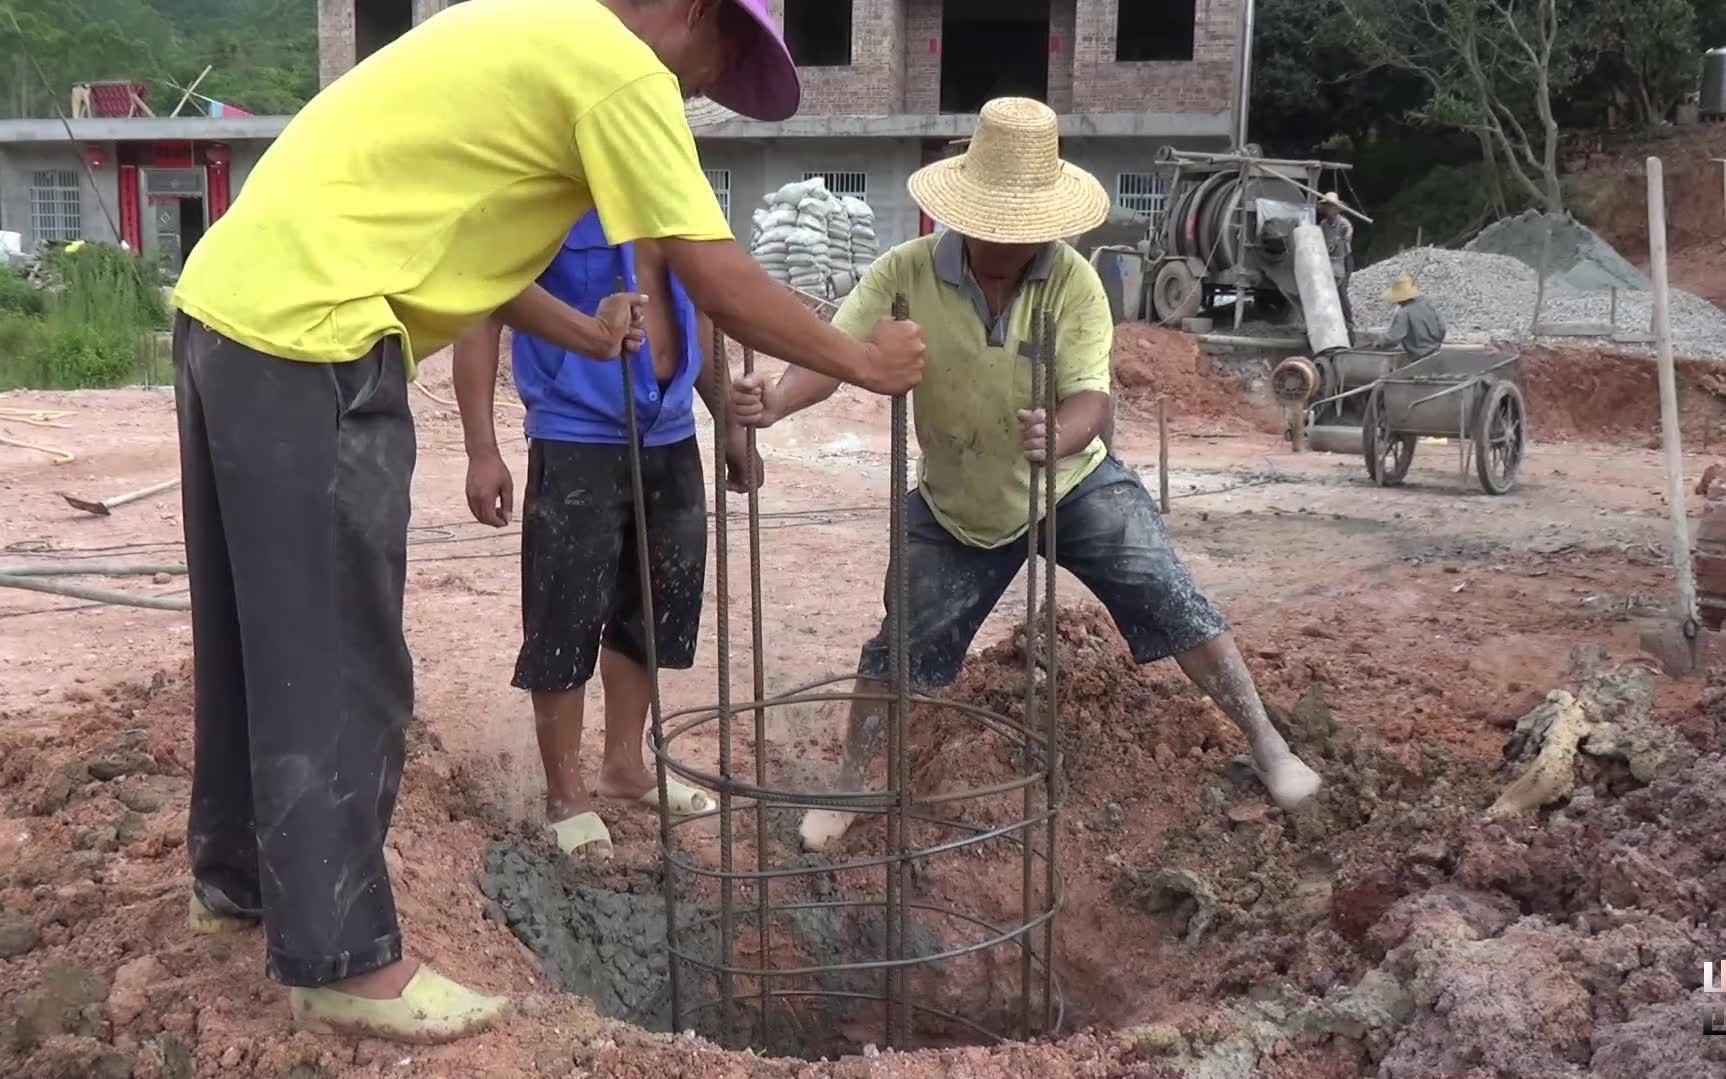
[320,0,1244,249]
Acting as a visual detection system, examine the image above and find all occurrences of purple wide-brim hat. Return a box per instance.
[705,0,801,122]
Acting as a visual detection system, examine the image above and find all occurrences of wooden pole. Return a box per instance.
[1648,156,1698,632]
[1530,214,1553,334]
[171,64,213,118]
[1157,397,1171,513]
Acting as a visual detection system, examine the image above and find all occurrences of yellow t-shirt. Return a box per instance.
[832,233,1112,548]
[172,0,731,375]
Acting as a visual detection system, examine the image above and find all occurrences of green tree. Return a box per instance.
[1589,0,1699,126]
[0,0,314,118]
[1341,0,1602,213]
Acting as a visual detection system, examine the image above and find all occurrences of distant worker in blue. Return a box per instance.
[453,209,761,860]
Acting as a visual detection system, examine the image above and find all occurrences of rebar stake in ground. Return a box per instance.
[644,313,1067,1055]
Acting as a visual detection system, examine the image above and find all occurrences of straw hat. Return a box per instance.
[1382,272,1420,303]
[906,98,1110,244]
[1321,191,1341,205]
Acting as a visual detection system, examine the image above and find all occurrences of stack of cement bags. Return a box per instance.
[747,179,881,299]
[790,187,834,294]
[844,196,878,272]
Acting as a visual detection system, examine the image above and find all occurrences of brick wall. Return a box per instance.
[903,0,940,115]
[1072,0,1236,114]
[770,0,907,115]
[1047,0,1076,113]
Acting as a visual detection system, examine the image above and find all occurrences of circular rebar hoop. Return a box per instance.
[650,315,1066,1054]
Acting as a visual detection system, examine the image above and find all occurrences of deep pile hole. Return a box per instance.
[476,602,1726,1073]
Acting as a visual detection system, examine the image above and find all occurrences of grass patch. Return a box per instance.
[0,243,168,391]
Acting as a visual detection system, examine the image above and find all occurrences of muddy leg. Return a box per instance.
[593,648,655,800]
[1175,633,1321,809]
[799,679,891,851]
[532,689,593,821]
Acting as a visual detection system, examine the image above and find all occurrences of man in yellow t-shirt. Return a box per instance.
[732,99,1324,852]
[170,0,926,1044]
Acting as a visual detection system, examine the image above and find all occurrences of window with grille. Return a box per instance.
[30,170,82,244]
[1116,172,1168,221]
[803,171,867,200]
[704,168,731,222]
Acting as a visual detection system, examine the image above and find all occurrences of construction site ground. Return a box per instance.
[3,331,1725,1078]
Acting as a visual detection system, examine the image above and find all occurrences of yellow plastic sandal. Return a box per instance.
[289,967,508,1044]
[547,810,613,860]
[187,892,251,935]
[636,778,712,816]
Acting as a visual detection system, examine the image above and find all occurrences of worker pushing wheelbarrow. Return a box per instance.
[1274,272,1529,494]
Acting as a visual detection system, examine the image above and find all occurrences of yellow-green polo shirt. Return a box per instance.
[171,0,731,376]
[832,232,1113,548]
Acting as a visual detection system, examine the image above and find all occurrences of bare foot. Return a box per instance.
[593,762,657,802]
[329,958,421,1000]
[1252,746,1322,810]
[546,790,594,823]
[798,808,858,852]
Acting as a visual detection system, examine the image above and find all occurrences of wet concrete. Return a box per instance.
[481,838,949,1058]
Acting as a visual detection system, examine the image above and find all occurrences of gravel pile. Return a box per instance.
[1466,209,1651,292]
[1349,247,1726,359]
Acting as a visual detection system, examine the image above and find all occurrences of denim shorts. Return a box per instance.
[857,455,1229,689]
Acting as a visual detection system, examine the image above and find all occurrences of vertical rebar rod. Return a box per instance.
[1019,308,1045,1040]
[617,278,681,1031]
[1040,307,1061,1032]
[743,344,771,1048]
[710,321,737,1045]
[885,292,912,1048]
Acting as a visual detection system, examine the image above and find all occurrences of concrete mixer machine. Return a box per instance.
[1135,148,1354,329]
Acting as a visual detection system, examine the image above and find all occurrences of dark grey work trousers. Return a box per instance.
[173,312,417,987]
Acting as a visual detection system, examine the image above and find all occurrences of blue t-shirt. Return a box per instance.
[511,211,703,446]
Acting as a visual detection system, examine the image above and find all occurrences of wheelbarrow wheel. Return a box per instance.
[1474,380,1526,495]
[1362,385,1415,487]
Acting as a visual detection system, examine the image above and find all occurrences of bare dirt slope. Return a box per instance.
[2,336,1723,1077]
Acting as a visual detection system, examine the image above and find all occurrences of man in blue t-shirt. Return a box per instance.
[453,209,759,860]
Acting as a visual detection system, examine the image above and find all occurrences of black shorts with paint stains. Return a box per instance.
[512,436,706,692]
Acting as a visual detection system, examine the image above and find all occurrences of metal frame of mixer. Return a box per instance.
[1138,147,1353,329]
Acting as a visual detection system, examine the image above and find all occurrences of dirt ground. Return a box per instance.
[3,334,1726,1078]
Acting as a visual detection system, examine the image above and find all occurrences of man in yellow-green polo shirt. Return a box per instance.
[169,0,925,1044]
[732,98,1323,853]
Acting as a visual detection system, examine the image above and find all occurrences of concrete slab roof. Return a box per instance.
[0,116,291,143]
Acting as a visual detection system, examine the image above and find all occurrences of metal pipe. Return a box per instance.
[886,291,913,1048]
[0,574,190,610]
[1648,157,1700,632]
[619,287,683,1032]
[0,563,185,577]
[1158,397,1170,513]
[1019,309,1044,1038]
[1161,149,1354,172]
[1235,0,1256,152]
[1038,306,1061,1032]
[710,321,737,1045]
[743,344,771,1048]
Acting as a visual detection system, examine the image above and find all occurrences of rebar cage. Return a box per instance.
[619,299,1069,1056]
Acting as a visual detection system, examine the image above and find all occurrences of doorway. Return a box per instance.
[940,0,1050,114]
[141,166,209,278]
